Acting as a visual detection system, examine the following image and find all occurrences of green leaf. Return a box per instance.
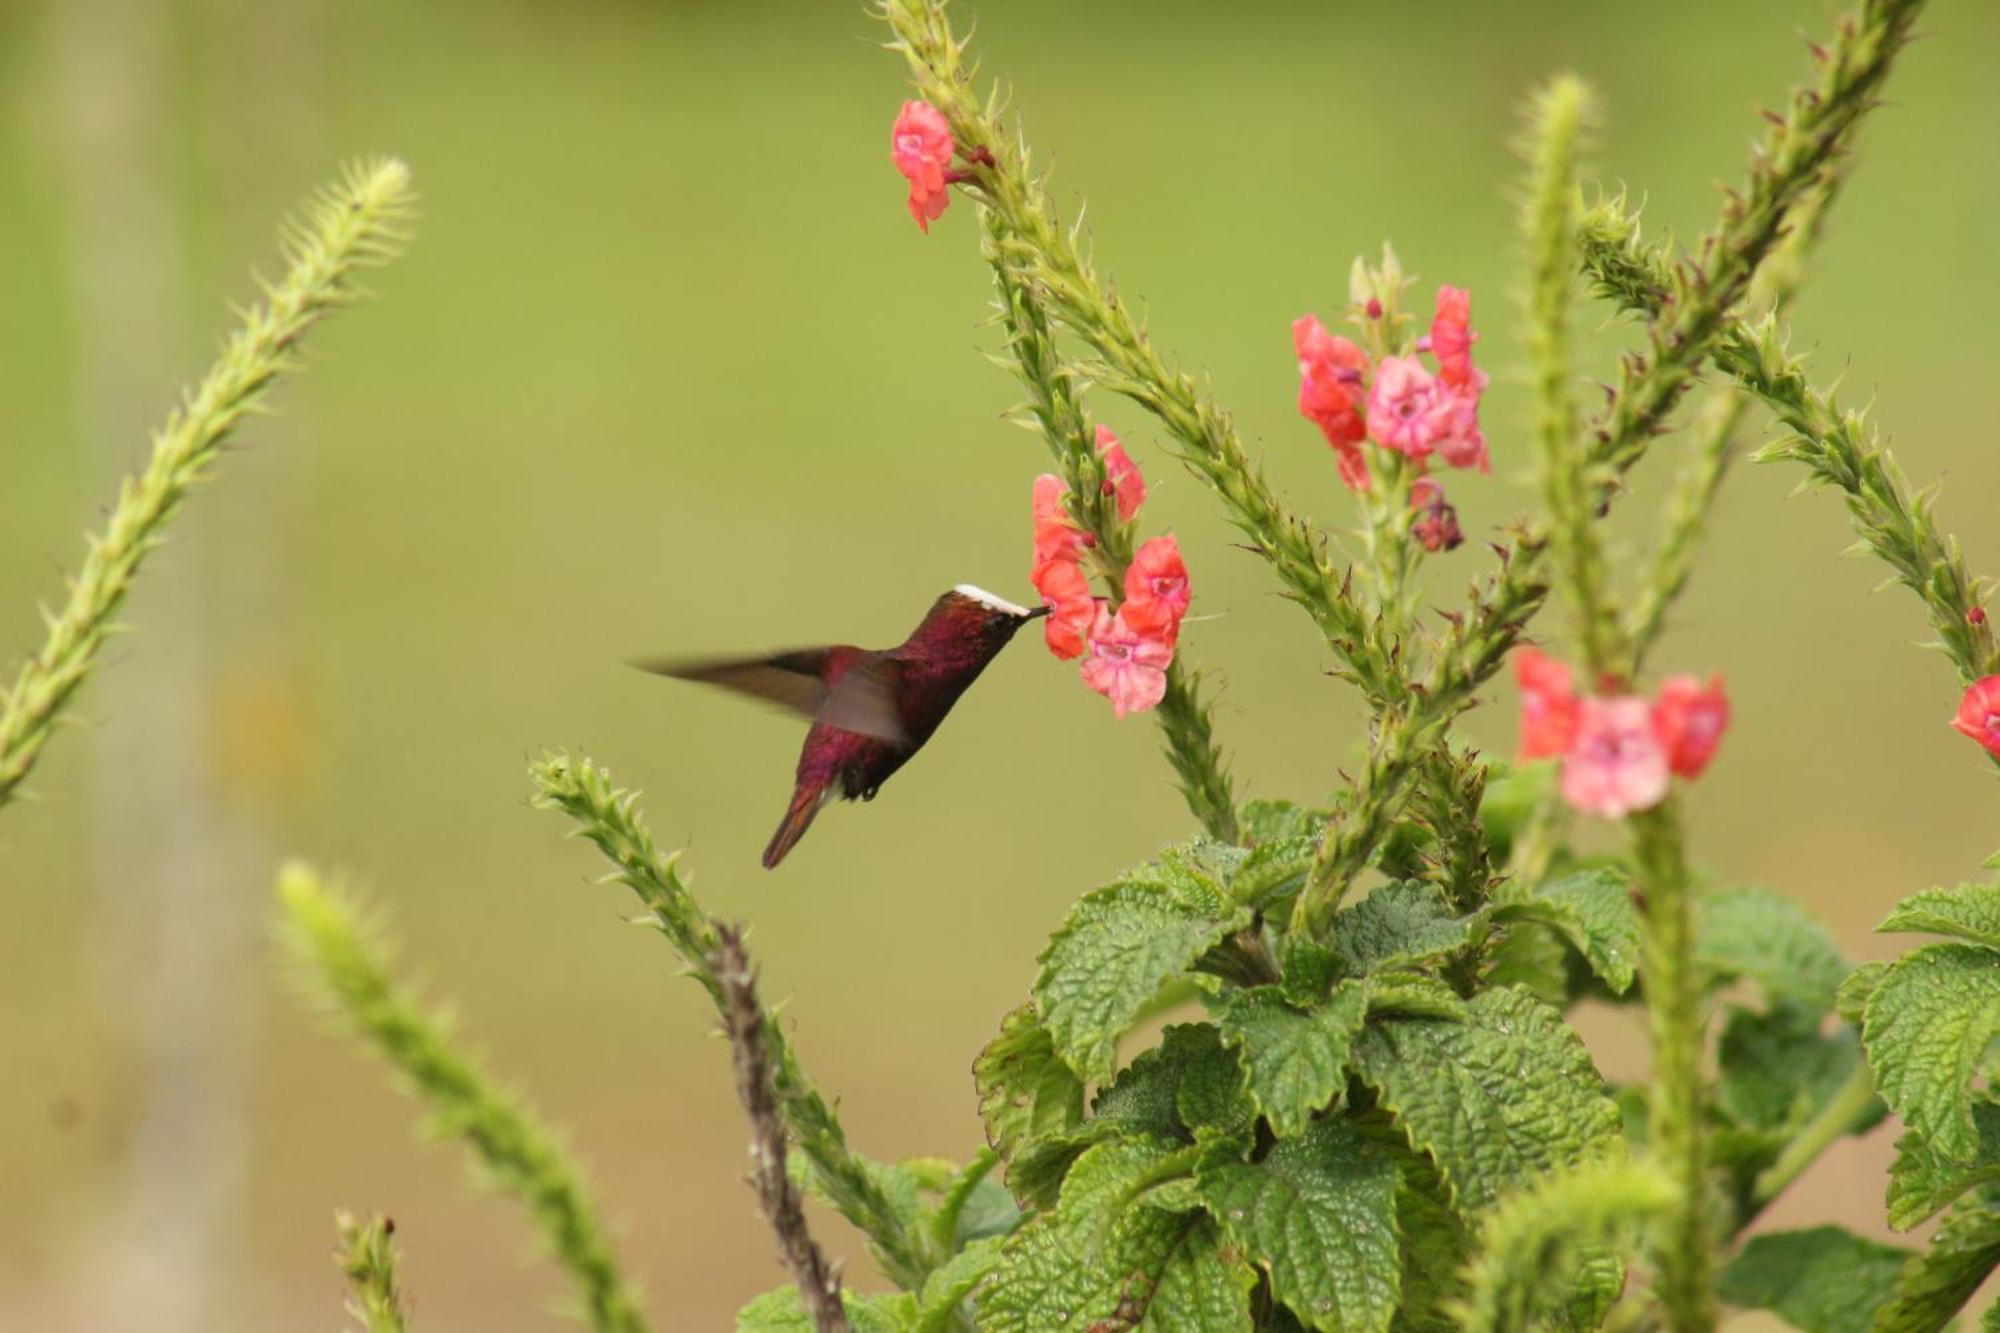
[1881,884,2000,949]
[1454,1158,1675,1333]
[977,1136,1255,1333]
[1478,760,1556,865]
[1198,1117,1403,1333]
[1362,973,1468,1021]
[1233,834,1320,912]
[1240,798,1331,845]
[1862,943,2000,1161]
[1493,868,1639,996]
[1839,963,1892,1025]
[736,1286,918,1332]
[1037,846,1254,1084]
[1716,1003,1872,1136]
[1483,922,1576,1010]
[1984,1297,2000,1332]
[1215,982,1369,1138]
[1870,1196,2000,1333]
[1699,886,1849,1013]
[913,1237,1003,1333]
[1354,986,1622,1213]
[1333,882,1475,976]
[1390,1153,1474,1333]
[975,1004,1085,1160]
[1718,1226,1912,1333]
[1887,1101,2000,1230]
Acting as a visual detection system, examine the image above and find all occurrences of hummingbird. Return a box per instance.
[637,585,1047,869]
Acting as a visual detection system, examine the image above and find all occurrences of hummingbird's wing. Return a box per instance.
[633,651,909,746]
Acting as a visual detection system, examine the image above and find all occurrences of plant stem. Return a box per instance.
[529,753,929,1288]
[1747,1061,1880,1216]
[713,924,851,1333]
[0,158,414,811]
[334,1213,411,1333]
[1630,801,1713,1333]
[280,867,649,1333]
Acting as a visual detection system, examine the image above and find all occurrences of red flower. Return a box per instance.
[1095,425,1146,523]
[891,100,955,232]
[1031,556,1097,661]
[1293,315,1371,490]
[1562,695,1671,819]
[1122,535,1190,640]
[1652,674,1731,778]
[1366,355,1442,461]
[1080,604,1174,718]
[1429,285,1479,388]
[1951,676,2000,758]
[1032,473,1090,566]
[1515,646,1579,761]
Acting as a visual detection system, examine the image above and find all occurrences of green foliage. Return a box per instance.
[1719,1227,1912,1333]
[1860,944,2000,1163]
[334,1213,410,1333]
[1332,882,1478,977]
[1035,841,1254,1084]
[1880,884,2000,950]
[1711,1003,1881,1217]
[1354,987,1622,1214]
[1887,1103,2000,1230]
[1453,1158,1676,1333]
[1492,868,1639,996]
[736,1287,918,1333]
[1698,886,1850,1013]
[277,866,651,1333]
[1215,982,1370,1138]
[1868,1194,2000,1333]
[974,1004,1085,1162]
[1198,1118,1403,1333]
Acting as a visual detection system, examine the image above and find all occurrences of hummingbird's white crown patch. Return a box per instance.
[954,584,1031,617]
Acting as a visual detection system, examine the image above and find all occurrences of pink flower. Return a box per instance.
[1032,473,1090,566]
[1080,604,1174,718]
[1430,376,1490,473]
[1366,355,1441,460]
[1653,675,1731,778]
[1515,647,1579,761]
[1408,477,1463,553]
[1123,535,1190,640]
[1951,676,2000,758]
[1561,695,1671,819]
[1095,426,1146,522]
[1032,556,1097,661]
[1294,315,1371,490]
[1429,286,1479,388]
[892,100,955,232]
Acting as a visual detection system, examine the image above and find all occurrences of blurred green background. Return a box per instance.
[1,0,1996,1327]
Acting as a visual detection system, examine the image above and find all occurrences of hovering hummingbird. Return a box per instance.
[637,585,1046,869]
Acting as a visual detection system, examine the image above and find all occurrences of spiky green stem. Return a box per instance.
[334,1213,411,1333]
[280,867,649,1333]
[0,159,414,811]
[528,752,928,1288]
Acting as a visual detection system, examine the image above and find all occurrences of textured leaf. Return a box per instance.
[978,1136,1255,1333]
[1390,1152,1474,1333]
[1455,1158,1674,1333]
[1037,846,1254,1084]
[1216,982,1369,1137]
[1362,973,1468,1021]
[1888,1101,2000,1230]
[1239,798,1331,845]
[1233,834,1320,912]
[1333,882,1474,976]
[1716,1003,1872,1135]
[736,1286,918,1332]
[1483,921,1577,1010]
[914,1237,1004,1333]
[1719,1226,1912,1333]
[1869,1196,2000,1333]
[1881,884,2000,950]
[1839,962,1892,1025]
[1984,1297,2000,1332]
[1199,1117,1403,1333]
[1493,868,1639,995]
[1354,986,1621,1213]
[1699,886,1849,1013]
[975,1003,1085,1160]
[1862,943,2000,1161]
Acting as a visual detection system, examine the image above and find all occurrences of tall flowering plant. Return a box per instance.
[15,2,1972,1332]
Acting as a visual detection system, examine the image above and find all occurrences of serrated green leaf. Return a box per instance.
[736,1286,919,1332]
[1494,868,1639,995]
[1354,987,1621,1213]
[1717,1003,1873,1135]
[1881,884,2000,949]
[1389,1152,1474,1333]
[1454,1158,1674,1333]
[1484,922,1576,1010]
[1699,886,1849,1013]
[978,1136,1254,1333]
[913,1236,1003,1333]
[1718,1226,1912,1333]
[1233,834,1320,911]
[1216,982,1369,1138]
[1888,1102,2000,1230]
[1093,1025,1237,1139]
[1840,962,1892,1025]
[1037,849,1254,1085]
[1333,882,1475,977]
[1199,1117,1403,1333]
[976,1003,1085,1161]
[1240,798,1331,845]
[1862,943,2000,1161]
[1869,1196,2000,1333]
[1362,973,1468,1021]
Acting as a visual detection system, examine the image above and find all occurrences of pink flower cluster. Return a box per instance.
[1515,647,1731,819]
[1953,676,2000,758]
[1294,286,1490,494]
[890,100,992,233]
[1030,428,1190,718]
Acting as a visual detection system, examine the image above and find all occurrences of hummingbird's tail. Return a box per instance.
[762,782,828,869]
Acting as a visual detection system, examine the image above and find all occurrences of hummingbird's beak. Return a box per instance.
[1023,603,1051,620]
